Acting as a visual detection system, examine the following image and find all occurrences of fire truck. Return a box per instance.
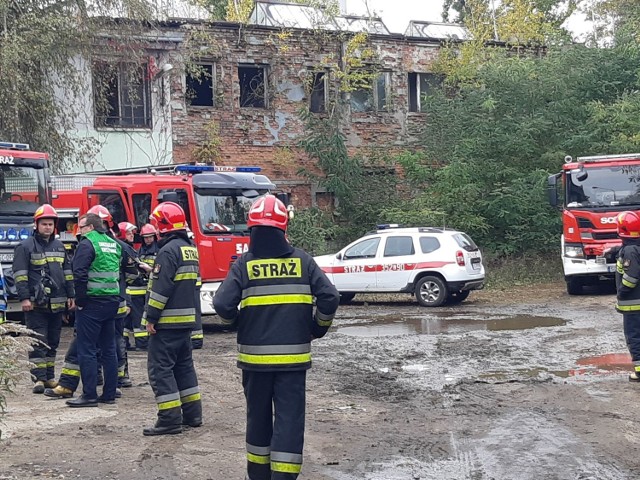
[548,153,640,295]
[52,164,280,315]
[0,142,52,315]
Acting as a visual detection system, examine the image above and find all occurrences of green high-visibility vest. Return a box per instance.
[85,230,121,296]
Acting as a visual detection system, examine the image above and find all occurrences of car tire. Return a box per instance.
[566,277,583,295]
[415,276,448,307]
[447,290,470,304]
[339,293,356,305]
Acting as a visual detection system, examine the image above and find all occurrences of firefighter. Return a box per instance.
[13,204,75,394]
[126,223,158,351]
[186,228,204,350]
[615,211,640,382]
[142,202,202,436]
[212,195,339,480]
[65,212,121,407]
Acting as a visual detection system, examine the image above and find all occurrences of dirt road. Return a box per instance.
[1,283,639,480]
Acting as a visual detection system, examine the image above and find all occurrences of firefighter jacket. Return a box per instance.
[129,241,158,299]
[616,240,640,313]
[116,237,141,317]
[142,231,199,330]
[213,248,340,372]
[73,229,121,307]
[13,233,75,313]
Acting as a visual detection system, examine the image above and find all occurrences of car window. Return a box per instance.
[419,236,441,254]
[453,233,478,252]
[344,237,380,259]
[384,236,415,257]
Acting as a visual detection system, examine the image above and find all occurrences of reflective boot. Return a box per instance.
[629,372,640,382]
[44,380,58,389]
[44,386,74,399]
[32,381,45,394]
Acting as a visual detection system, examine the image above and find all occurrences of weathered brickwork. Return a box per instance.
[168,22,440,206]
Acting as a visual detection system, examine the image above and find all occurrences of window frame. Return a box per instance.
[408,72,442,113]
[350,71,391,113]
[185,63,216,108]
[383,236,415,257]
[419,236,441,254]
[309,70,328,113]
[238,64,269,109]
[344,237,381,259]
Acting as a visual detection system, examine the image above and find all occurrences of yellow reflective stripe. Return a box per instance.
[117,305,128,315]
[158,399,181,410]
[191,333,204,339]
[61,368,80,377]
[237,352,311,365]
[174,273,198,281]
[240,294,313,308]
[617,304,640,311]
[271,462,302,474]
[46,361,55,367]
[133,331,149,338]
[30,259,46,265]
[157,315,196,324]
[148,298,165,309]
[65,274,74,281]
[623,279,636,288]
[247,453,270,465]
[15,275,28,282]
[181,393,201,403]
[34,363,48,368]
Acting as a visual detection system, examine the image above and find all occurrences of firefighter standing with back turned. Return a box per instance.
[142,202,202,436]
[213,195,339,480]
[13,204,75,393]
[615,211,640,381]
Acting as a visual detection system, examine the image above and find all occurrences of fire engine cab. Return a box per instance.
[548,153,640,294]
[52,164,277,315]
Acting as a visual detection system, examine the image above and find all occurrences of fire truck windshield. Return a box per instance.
[195,189,260,234]
[566,165,640,209]
[0,164,47,216]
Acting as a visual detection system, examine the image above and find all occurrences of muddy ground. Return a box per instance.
[1,282,639,480]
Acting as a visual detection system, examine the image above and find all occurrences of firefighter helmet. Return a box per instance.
[140,223,157,237]
[617,211,640,239]
[117,222,137,240]
[247,195,288,231]
[150,202,187,234]
[87,205,114,227]
[33,204,58,223]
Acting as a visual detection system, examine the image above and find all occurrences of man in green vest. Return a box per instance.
[66,212,122,407]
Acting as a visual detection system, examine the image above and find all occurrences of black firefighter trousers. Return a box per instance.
[26,309,62,383]
[147,328,201,427]
[243,370,306,480]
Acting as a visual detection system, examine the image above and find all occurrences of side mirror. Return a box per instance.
[547,174,559,207]
[576,170,588,182]
[276,192,291,205]
[336,252,343,260]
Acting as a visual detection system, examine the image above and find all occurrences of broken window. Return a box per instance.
[93,61,152,128]
[238,65,268,108]
[408,73,443,113]
[309,71,327,113]
[186,63,215,107]
[350,72,390,113]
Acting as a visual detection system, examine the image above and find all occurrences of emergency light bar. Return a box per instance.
[377,224,401,229]
[574,153,640,164]
[175,165,261,174]
[0,141,30,150]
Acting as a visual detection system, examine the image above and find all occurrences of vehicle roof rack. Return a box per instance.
[576,153,640,163]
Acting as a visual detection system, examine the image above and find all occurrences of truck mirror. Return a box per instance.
[275,192,291,205]
[576,170,588,182]
[336,252,342,260]
[548,174,559,207]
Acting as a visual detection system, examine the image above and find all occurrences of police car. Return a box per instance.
[314,225,486,307]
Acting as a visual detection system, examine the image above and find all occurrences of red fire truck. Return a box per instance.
[0,142,52,315]
[548,153,640,294]
[52,164,280,315]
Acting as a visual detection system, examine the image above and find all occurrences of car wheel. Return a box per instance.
[447,290,470,304]
[339,293,356,305]
[566,277,583,295]
[415,276,448,307]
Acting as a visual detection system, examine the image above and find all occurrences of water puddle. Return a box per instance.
[567,352,632,377]
[336,314,566,337]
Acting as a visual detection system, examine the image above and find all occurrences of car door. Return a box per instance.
[377,235,416,290]
[332,236,380,291]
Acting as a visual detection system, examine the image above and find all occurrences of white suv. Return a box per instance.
[314,226,485,307]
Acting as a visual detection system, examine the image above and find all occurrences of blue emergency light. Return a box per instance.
[377,224,401,230]
[6,229,17,241]
[19,228,30,240]
[175,164,261,174]
[0,141,29,150]
[0,229,6,240]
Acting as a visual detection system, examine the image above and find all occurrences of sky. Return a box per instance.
[343,0,592,40]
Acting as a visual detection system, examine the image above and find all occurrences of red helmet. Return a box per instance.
[617,211,640,239]
[140,223,157,237]
[150,202,187,234]
[87,205,114,227]
[247,195,288,231]
[34,204,58,223]
[117,222,137,240]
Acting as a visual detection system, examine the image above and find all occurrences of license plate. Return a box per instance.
[472,262,481,270]
[607,265,617,273]
[0,253,13,262]
[468,250,480,258]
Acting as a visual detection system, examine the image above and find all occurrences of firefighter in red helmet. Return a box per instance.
[13,204,75,393]
[616,211,640,382]
[142,202,202,435]
[213,195,339,480]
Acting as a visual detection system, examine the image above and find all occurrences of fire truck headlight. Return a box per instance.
[564,245,584,258]
[19,228,29,240]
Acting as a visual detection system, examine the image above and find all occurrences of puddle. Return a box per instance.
[336,315,566,337]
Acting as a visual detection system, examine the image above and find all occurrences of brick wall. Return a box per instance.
[168,22,439,207]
